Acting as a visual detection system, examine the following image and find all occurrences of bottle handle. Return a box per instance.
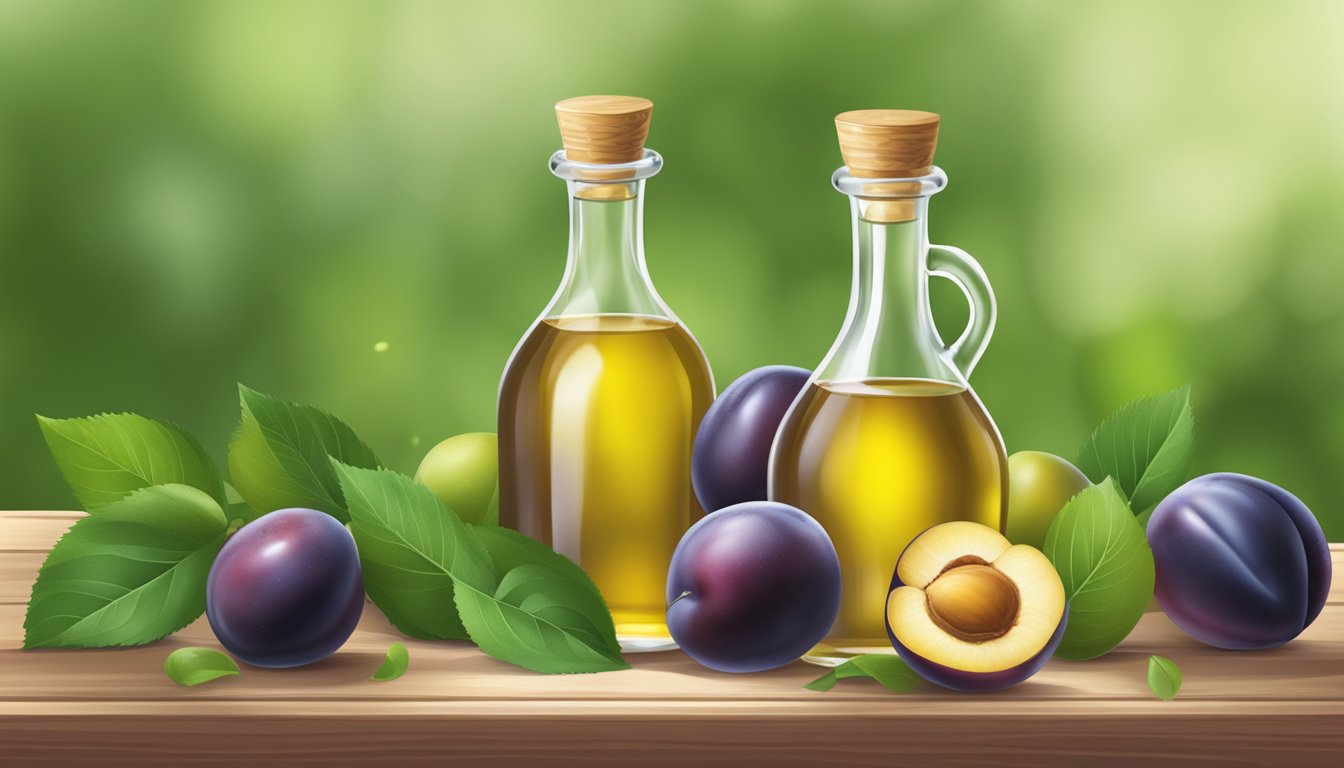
[926,244,996,377]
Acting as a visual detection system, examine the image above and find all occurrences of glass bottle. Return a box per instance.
[498,96,715,652]
[769,110,1007,665]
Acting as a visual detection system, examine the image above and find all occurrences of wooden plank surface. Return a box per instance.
[2,511,1342,767]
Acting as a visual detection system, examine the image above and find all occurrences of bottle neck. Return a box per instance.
[816,195,961,385]
[544,156,669,320]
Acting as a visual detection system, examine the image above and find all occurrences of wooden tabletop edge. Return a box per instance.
[2,699,1343,716]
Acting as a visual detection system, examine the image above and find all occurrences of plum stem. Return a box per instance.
[668,590,692,609]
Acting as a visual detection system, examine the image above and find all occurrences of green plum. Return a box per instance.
[414,432,499,525]
[1005,451,1092,548]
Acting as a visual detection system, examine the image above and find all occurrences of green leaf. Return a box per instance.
[371,642,409,682]
[227,384,381,523]
[37,413,226,510]
[450,528,625,674]
[333,462,495,640]
[1135,506,1156,529]
[468,525,617,650]
[452,564,629,674]
[805,655,919,693]
[23,484,228,649]
[480,482,500,527]
[226,500,257,526]
[164,647,240,687]
[804,671,840,691]
[1076,386,1195,515]
[1043,478,1156,659]
[1147,655,1182,701]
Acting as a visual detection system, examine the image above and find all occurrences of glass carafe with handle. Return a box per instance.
[498,96,715,652]
[769,110,1007,666]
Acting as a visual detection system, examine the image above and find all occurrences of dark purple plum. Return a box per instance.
[692,365,810,512]
[666,501,840,673]
[1147,473,1331,650]
[207,508,364,668]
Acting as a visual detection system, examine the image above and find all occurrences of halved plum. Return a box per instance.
[886,521,1067,691]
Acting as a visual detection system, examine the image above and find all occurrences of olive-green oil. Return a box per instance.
[499,313,714,647]
[771,377,1007,654]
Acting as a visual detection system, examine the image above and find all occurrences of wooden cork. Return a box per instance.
[835,109,940,178]
[556,96,653,164]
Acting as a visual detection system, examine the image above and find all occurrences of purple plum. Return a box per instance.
[207,508,364,668]
[1147,473,1331,650]
[692,365,810,512]
[666,501,840,673]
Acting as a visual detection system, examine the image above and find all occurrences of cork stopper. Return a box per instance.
[835,110,940,178]
[556,96,653,164]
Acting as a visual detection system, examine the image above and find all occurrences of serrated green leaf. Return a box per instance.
[1043,478,1155,659]
[23,484,228,649]
[333,462,495,640]
[452,567,629,674]
[227,384,380,523]
[371,642,409,681]
[1147,655,1182,701]
[468,525,618,655]
[805,655,918,693]
[164,647,240,687]
[451,528,625,673]
[1076,386,1195,515]
[37,413,225,510]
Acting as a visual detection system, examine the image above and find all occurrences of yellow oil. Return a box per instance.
[498,313,714,647]
[771,378,1006,656]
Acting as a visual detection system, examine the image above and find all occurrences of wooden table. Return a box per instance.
[1,511,1341,766]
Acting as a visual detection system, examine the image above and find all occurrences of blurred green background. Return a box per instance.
[2,0,1341,536]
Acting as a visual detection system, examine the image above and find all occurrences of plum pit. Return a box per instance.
[924,562,1020,643]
